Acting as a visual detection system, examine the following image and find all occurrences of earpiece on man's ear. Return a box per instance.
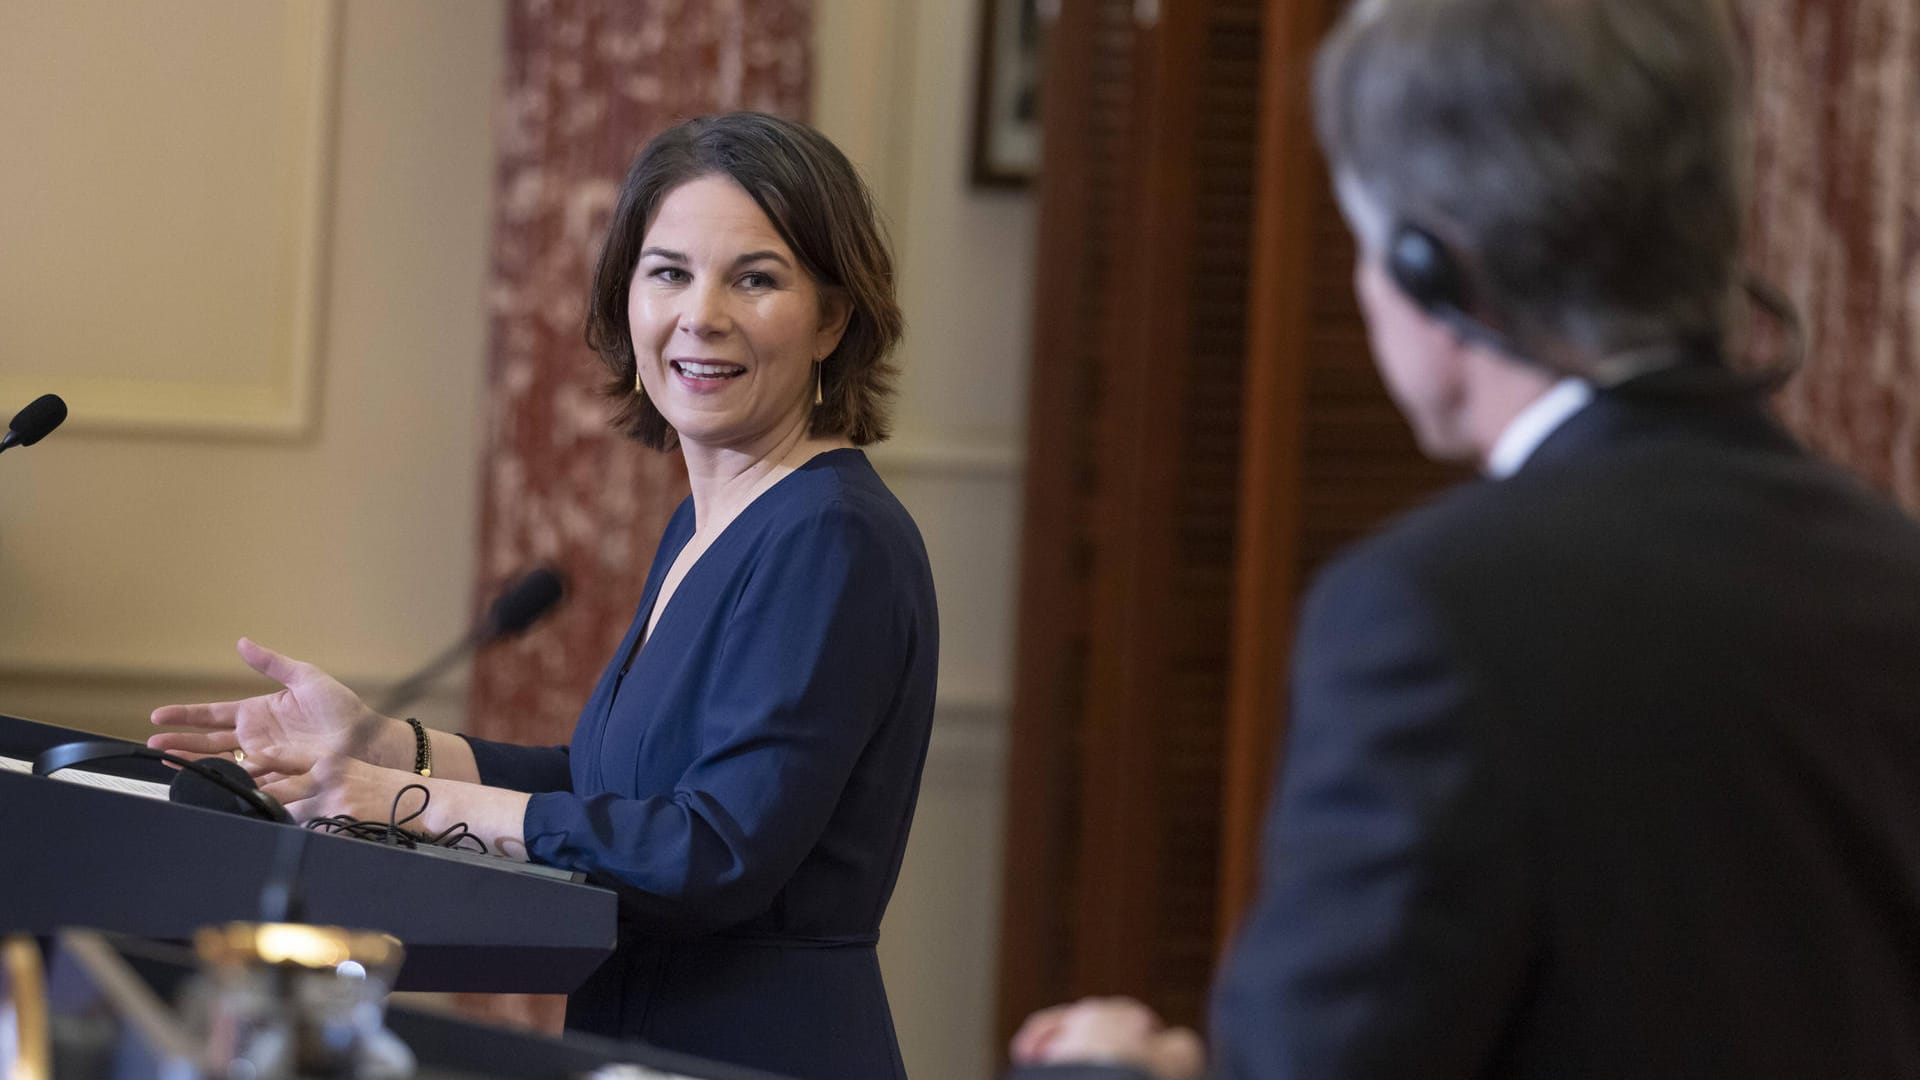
[1387,223,1468,314]
[1386,222,1523,357]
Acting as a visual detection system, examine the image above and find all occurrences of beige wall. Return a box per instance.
[0,0,502,730]
[814,3,1036,1078]
[1,2,1031,1076]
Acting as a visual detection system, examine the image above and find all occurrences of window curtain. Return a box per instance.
[461,0,812,1034]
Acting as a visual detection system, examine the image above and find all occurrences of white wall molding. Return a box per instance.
[925,690,1009,790]
[868,435,1025,479]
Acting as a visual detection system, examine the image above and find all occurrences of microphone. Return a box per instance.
[0,393,67,454]
[375,566,567,714]
[480,565,567,639]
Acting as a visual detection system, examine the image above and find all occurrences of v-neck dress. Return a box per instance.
[462,449,938,1080]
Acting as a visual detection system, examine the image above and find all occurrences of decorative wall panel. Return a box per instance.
[0,0,337,438]
[997,0,1289,1043]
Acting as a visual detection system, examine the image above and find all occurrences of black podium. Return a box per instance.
[0,713,616,994]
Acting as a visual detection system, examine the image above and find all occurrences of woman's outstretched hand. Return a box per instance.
[148,637,404,776]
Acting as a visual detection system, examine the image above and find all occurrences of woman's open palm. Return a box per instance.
[148,638,390,773]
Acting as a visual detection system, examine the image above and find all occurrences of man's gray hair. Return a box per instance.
[1314,0,1747,364]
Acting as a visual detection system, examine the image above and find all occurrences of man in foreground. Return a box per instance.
[1010,1,1920,1076]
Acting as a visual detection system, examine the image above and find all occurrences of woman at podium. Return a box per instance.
[149,112,937,1080]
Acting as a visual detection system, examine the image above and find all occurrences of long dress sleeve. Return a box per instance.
[462,736,572,794]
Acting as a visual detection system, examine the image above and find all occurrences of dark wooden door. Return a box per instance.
[994,0,1265,1039]
[993,0,1458,1053]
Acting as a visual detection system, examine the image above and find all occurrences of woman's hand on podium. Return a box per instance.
[251,744,532,860]
[250,746,394,823]
[147,637,410,778]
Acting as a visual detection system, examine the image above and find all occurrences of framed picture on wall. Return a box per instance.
[972,0,1046,186]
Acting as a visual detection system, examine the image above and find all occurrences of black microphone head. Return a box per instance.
[482,566,567,641]
[3,393,66,449]
[170,756,267,817]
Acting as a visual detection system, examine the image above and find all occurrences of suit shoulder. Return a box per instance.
[1297,462,1640,640]
[1306,479,1520,597]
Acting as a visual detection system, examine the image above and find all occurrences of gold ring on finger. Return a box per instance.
[233,748,246,763]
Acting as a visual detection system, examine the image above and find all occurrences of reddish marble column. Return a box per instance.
[462,0,811,1034]
[1742,0,1919,510]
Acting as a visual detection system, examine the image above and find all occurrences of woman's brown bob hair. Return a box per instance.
[584,112,903,449]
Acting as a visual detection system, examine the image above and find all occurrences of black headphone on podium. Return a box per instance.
[33,740,294,825]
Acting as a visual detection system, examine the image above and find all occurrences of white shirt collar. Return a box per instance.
[1484,377,1594,478]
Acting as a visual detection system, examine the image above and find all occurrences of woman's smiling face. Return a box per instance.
[628,174,849,456]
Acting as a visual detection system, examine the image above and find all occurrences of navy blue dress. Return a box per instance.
[463,449,938,1080]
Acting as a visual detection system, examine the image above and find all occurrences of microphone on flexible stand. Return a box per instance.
[375,566,567,715]
[0,393,67,455]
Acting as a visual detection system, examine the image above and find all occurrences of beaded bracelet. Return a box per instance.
[404,717,433,778]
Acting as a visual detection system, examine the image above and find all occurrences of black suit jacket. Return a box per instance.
[1018,380,1920,1079]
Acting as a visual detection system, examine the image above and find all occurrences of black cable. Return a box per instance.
[303,783,488,854]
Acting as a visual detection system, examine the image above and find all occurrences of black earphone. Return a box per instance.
[1387,222,1520,356]
[33,740,294,825]
[1388,223,1469,313]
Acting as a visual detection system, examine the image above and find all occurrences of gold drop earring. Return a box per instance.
[813,360,824,407]
[634,364,645,398]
